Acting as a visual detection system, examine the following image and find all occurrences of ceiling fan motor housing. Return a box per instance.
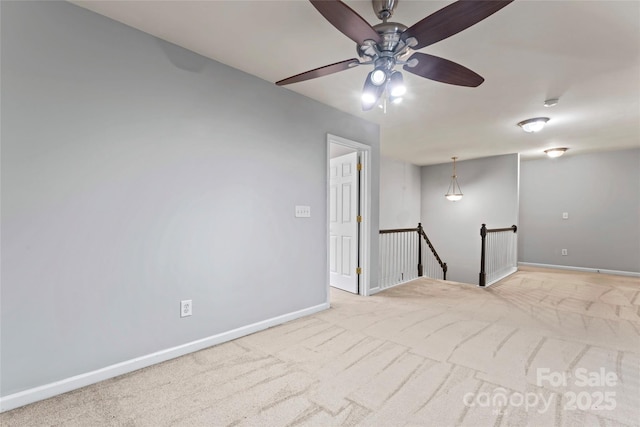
[374,22,407,52]
[357,22,409,62]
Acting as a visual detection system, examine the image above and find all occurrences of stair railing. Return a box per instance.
[479,224,518,287]
[379,223,447,289]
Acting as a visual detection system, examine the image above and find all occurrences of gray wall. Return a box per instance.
[519,149,640,272]
[0,1,379,397]
[421,154,519,284]
[380,157,421,229]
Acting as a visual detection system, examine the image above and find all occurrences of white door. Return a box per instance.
[329,151,359,293]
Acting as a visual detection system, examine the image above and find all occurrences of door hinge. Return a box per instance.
[356,267,362,275]
[357,215,362,223]
[357,163,362,171]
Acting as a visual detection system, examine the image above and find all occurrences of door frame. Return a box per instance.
[327,134,371,296]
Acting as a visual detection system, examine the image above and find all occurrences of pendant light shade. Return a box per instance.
[445,157,463,201]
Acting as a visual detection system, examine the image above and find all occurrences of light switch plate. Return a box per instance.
[562,212,569,219]
[295,205,311,218]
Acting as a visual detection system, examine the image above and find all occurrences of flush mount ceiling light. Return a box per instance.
[445,157,463,202]
[544,147,568,158]
[518,117,550,133]
[544,98,559,107]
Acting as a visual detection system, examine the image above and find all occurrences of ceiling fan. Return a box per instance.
[276,0,513,111]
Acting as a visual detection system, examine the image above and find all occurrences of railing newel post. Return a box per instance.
[479,224,487,287]
[417,223,423,277]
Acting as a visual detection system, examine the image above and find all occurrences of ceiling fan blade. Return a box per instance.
[402,0,514,50]
[403,52,484,87]
[276,58,360,86]
[309,0,382,45]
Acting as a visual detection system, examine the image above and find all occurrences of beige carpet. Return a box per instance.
[2,266,639,426]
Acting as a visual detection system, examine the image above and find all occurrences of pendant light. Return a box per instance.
[445,157,463,201]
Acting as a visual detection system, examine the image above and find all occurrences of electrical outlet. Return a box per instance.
[180,300,192,317]
[562,212,569,220]
[561,249,568,256]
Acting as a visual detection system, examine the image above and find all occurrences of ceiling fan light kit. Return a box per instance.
[518,117,550,133]
[276,0,514,111]
[362,73,386,110]
[388,71,406,97]
[370,67,387,85]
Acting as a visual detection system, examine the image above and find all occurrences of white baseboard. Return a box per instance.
[375,276,422,294]
[0,302,330,413]
[518,262,640,278]
[484,267,518,287]
[368,285,381,295]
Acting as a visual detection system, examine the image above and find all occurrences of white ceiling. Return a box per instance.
[72,0,640,166]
